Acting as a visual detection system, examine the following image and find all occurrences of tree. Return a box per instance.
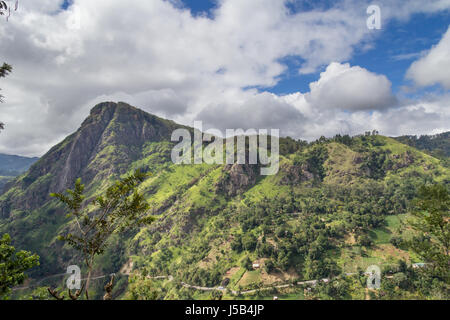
[408,184,449,283]
[127,274,160,300]
[241,256,252,271]
[0,1,18,20]
[209,290,223,300]
[0,233,40,299]
[264,259,275,273]
[1,0,19,128]
[0,62,12,130]
[359,234,373,247]
[392,272,408,290]
[50,170,155,300]
[320,277,351,300]
[0,1,8,15]
[0,63,11,83]
[242,233,257,251]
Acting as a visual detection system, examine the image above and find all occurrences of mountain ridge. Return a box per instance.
[0,153,39,192]
[0,153,39,175]
[0,101,448,300]
[1,102,189,209]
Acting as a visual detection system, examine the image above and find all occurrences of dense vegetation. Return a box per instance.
[394,132,450,159]
[125,133,449,299]
[0,102,448,300]
[0,233,39,299]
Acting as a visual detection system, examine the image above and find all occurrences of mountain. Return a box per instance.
[393,131,450,158]
[1,102,196,211]
[0,153,39,190]
[0,153,38,176]
[1,102,449,300]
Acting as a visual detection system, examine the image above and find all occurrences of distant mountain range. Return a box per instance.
[1,102,448,300]
[0,153,39,176]
[393,131,450,158]
[0,153,39,190]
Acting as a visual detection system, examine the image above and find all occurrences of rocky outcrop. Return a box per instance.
[1,101,181,213]
[216,163,259,196]
[392,151,415,170]
[0,195,11,219]
[279,162,315,185]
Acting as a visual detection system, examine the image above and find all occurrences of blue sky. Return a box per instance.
[181,0,449,96]
[272,11,450,95]
[1,0,448,156]
[60,0,450,96]
[349,11,450,95]
[61,0,72,10]
[181,0,218,16]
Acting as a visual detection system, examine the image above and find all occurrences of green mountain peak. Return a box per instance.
[0,102,448,300]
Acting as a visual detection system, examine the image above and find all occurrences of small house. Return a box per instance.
[412,263,427,269]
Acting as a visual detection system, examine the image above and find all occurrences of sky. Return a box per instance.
[0,0,449,157]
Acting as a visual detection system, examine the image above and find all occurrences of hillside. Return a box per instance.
[0,102,448,300]
[0,176,13,191]
[394,131,450,158]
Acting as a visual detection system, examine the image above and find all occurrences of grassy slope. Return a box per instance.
[2,133,448,299]
[126,136,448,298]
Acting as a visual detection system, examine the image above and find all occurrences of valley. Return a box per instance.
[1,102,448,300]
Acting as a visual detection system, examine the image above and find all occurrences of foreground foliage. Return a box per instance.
[49,170,154,299]
[409,184,449,284]
[0,233,39,299]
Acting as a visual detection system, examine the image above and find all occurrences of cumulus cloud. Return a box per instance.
[347,95,450,137]
[0,0,449,156]
[278,92,450,140]
[306,62,396,111]
[195,63,448,142]
[197,91,306,137]
[406,26,450,89]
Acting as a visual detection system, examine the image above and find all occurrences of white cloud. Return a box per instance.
[194,63,449,141]
[353,95,450,137]
[0,0,449,156]
[407,26,450,89]
[306,62,396,111]
[197,91,305,137]
[278,92,450,140]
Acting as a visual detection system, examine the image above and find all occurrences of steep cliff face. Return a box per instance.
[216,163,259,196]
[0,101,192,277]
[1,102,180,213]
